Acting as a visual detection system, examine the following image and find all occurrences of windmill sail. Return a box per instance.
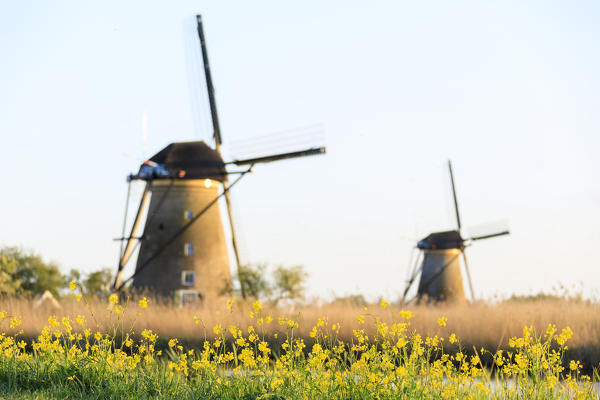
[466,220,510,242]
[195,14,245,296]
[112,183,151,291]
[448,160,462,231]
[196,14,222,147]
[229,147,326,166]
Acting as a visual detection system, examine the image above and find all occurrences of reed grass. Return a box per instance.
[2,295,600,370]
[0,294,598,399]
[4,296,599,347]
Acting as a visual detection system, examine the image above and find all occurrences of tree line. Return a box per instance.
[0,246,112,298]
[0,246,310,302]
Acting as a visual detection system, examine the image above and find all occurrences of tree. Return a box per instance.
[83,268,112,298]
[0,247,65,297]
[65,268,82,284]
[66,267,113,298]
[238,263,271,300]
[272,265,308,303]
[0,252,21,294]
[332,293,367,307]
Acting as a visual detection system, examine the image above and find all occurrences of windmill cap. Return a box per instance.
[143,141,226,181]
[417,230,464,250]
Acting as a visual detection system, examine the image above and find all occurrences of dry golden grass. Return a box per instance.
[3,296,599,355]
[3,295,600,372]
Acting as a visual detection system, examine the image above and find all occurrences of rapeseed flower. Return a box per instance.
[138,297,148,309]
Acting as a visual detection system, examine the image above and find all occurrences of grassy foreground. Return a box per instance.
[0,292,599,399]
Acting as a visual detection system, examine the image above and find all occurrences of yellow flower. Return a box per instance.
[398,310,413,320]
[48,316,59,328]
[270,377,284,390]
[475,382,489,394]
[252,300,262,311]
[226,299,234,310]
[193,316,199,325]
[75,295,82,302]
[357,315,365,324]
[570,360,581,371]
[109,294,118,304]
[168,339,177,348]
[213,324,222,335]
[258,341,270,354]
[75,315,85,326]
[380,299,388,309]
[557,326,574,346]
[9,316,22,329]
[437,316,447,327]
[229,325,238,338]
[545,323,557,338]
[114,305,123,315]
[287,319,298,329]
[69,280,77,291]
[265,316,273,324]
[449,333,457,344]
[138,297,148,309]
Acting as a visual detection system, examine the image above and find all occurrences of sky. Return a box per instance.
[1,1,599,301]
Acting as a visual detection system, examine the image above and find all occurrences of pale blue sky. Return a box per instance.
[1,1,599,300]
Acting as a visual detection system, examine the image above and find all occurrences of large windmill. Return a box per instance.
[111,15,326,302]
[402,161,509,303]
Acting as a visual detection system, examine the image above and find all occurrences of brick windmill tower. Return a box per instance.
[111,15,325,302]
[401,161,509,303]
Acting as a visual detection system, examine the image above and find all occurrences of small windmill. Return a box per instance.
[111,15,326,302]
[402,160,509,303]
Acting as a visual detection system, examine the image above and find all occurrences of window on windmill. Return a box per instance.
[181,271,195,286]
[184,242,194,256]
[177,289,199,305]
[185,210,193,220]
